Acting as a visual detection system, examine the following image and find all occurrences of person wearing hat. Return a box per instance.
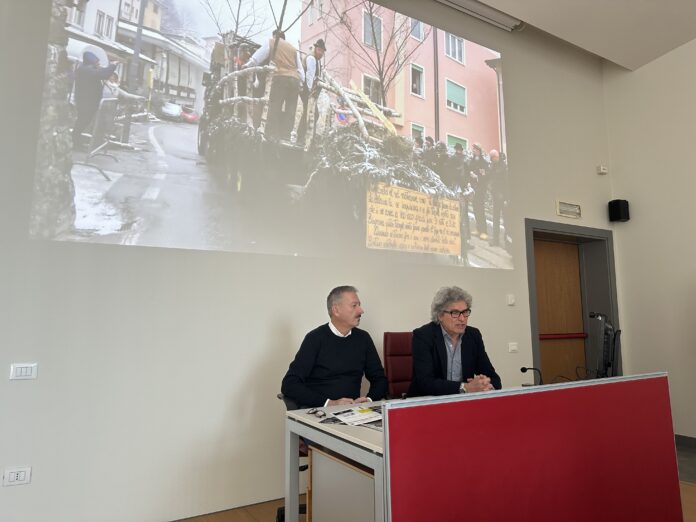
[245,29,303,139]
[72,50,118,147]
[450,142,474,254]
[488,149,510,249]
[468,142,490,239]
[421,135,436,167]
[306,39,326,92]
[295,38,326,145]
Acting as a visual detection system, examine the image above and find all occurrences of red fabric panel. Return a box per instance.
[387,376,682,522]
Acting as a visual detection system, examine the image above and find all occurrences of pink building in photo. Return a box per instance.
[299,0,503,153]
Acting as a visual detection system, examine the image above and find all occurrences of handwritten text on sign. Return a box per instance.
[366,183,461,255]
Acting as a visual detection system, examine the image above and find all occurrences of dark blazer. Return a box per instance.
[409,321,502,397]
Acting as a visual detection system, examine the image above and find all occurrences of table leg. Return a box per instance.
[285,419,300,522]
[373,460,385,522]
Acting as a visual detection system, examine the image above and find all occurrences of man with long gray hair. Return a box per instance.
[281,286,387,408]
[409,286,501,396]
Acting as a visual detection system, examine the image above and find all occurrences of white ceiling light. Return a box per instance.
[434,0,523,31]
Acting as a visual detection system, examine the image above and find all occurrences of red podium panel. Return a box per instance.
[385,375,682,522]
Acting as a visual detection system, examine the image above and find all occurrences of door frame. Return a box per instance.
[525,219,621,382]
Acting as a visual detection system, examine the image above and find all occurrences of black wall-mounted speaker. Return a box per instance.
[608,199,630,222]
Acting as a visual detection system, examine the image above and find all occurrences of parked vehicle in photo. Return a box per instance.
[159,100,183,121]
[181,106,200,124]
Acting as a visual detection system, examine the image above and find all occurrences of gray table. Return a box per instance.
[285,402,386,522]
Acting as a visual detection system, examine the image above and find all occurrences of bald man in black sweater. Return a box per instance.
[281,286,387,408]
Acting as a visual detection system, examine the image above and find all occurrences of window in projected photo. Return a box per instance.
[445,32,466,64]
[446,80,467,114]
[410,19,425,42]
[410,64,424,98]
[362,74,383,105]
[31,0,512,269]
[363,11,383,51]
[447,135,468,151]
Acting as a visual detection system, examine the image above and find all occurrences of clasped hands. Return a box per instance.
[464,374,494,393]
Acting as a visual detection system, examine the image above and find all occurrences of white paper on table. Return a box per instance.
[331,405,382,426]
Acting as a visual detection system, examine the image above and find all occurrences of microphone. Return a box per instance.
[520,366,544,385]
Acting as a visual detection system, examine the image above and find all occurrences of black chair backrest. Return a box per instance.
[277,392,301,411]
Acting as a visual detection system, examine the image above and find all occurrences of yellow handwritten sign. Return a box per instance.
[366,183,461,255]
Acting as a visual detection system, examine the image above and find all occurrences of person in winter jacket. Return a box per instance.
[72,50,118,147]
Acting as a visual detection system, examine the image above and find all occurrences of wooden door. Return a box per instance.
[534,239,586,383]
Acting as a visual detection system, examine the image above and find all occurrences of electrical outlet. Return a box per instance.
[9,363,38,380]
[3,467,31,486]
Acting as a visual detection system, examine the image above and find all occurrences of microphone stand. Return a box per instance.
[520,366,544,385]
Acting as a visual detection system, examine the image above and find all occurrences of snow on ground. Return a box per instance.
[71,164,124,235]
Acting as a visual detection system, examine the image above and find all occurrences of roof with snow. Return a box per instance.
[117,21,210,69]
[66,25,157,65]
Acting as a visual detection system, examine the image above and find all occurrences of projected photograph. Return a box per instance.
[31,0,512,269]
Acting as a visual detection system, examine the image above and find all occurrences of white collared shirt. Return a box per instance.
[328,321,352,337]
[305,55,318,90]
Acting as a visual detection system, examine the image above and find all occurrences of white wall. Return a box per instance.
[604,40,696,438]
[0,1,644,521]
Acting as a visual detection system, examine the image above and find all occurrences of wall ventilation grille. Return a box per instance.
[556,201,582,219]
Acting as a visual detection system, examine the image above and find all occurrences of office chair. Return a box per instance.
[276,393,308,522]
[383,332,414,399]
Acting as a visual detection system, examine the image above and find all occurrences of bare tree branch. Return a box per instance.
[326,1,379,75]
[268,0,278,27]
[325,1,431,107]
[283,0,314,33]
[200,0,268,41]
[268,0,289,62]
[200,0,226,36]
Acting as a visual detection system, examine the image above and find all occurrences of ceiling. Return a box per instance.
[478,0,696,70]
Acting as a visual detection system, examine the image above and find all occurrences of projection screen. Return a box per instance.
[31,0,512,269]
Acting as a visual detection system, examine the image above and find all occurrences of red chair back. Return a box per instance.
[383,332,413,399]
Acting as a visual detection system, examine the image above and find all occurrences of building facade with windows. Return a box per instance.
[67,0,118,40]
[116,21,210,112]
[65,0,157,76]
[299,0,502,153]
[120,0,163,31]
